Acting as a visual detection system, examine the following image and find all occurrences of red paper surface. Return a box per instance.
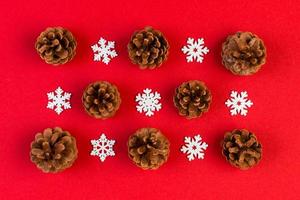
[1,0,300,199]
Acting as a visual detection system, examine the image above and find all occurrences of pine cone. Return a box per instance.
[128,128,170,170]
[35,27,77,65]
[173,80,212,119]
[128,26,169,69]
[222,129,262,170]
[82,81,121,119]
[30,127,78,173]
[221,31,266,75]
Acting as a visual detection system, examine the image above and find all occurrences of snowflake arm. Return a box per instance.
[135,88,162,117]
[182,37,209,63]
[90,134,115,162]
[225,91,253,116]
[91,37,118,65]
[46,87,71,115]
[181,134,208,161]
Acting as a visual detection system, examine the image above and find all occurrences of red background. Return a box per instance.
[0,0,300,199]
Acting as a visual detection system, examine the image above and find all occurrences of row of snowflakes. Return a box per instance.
[92,37,208,64]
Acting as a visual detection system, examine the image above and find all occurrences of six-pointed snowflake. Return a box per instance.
[47,87,71,115]
[181,135,208,161]
[225,91,253,116]
[91,37,118,65]
[135,88,162,117]
[182,37,209,63]
[90,134,115,162]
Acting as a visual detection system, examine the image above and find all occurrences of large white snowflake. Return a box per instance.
[91,37,118,65]
[90,134,115,162]
[181,37,209,63]
[47,87,71,115]
[225,91,253,116]
[181,135,208,161]
[135,88,162,117]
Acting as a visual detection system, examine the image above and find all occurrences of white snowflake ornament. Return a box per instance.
[135,88,162,117]
[91,37,118,65]
[181,135,208,161]
[225,91,253,116]
[47,87,71,115]
[182,37,209,63]
[90,134,115,162]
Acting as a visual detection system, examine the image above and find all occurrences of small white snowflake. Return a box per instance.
[225,91,253,116]
[47,87,71,115]
[90,133,115,162]
[181,37,209,63]
[135,88,162,117]
[181,135,208,161]
[91,37,118,65]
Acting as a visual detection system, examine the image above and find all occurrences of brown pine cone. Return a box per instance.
[30,127,78,173]
[222,129,262,170]
[35,27,77,65]
[221,31,266,75]
[128,26,169,69]
[82,81,121,119]
[173,80,212,119]
[128,128,170,170]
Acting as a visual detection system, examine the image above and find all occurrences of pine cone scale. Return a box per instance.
[54,143,65,153]
[50,133,60,145]
[31,148,44,156]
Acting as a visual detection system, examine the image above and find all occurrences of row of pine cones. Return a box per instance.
[35,27,266,75]
[30,127,262,173]
[81,80,212,119]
